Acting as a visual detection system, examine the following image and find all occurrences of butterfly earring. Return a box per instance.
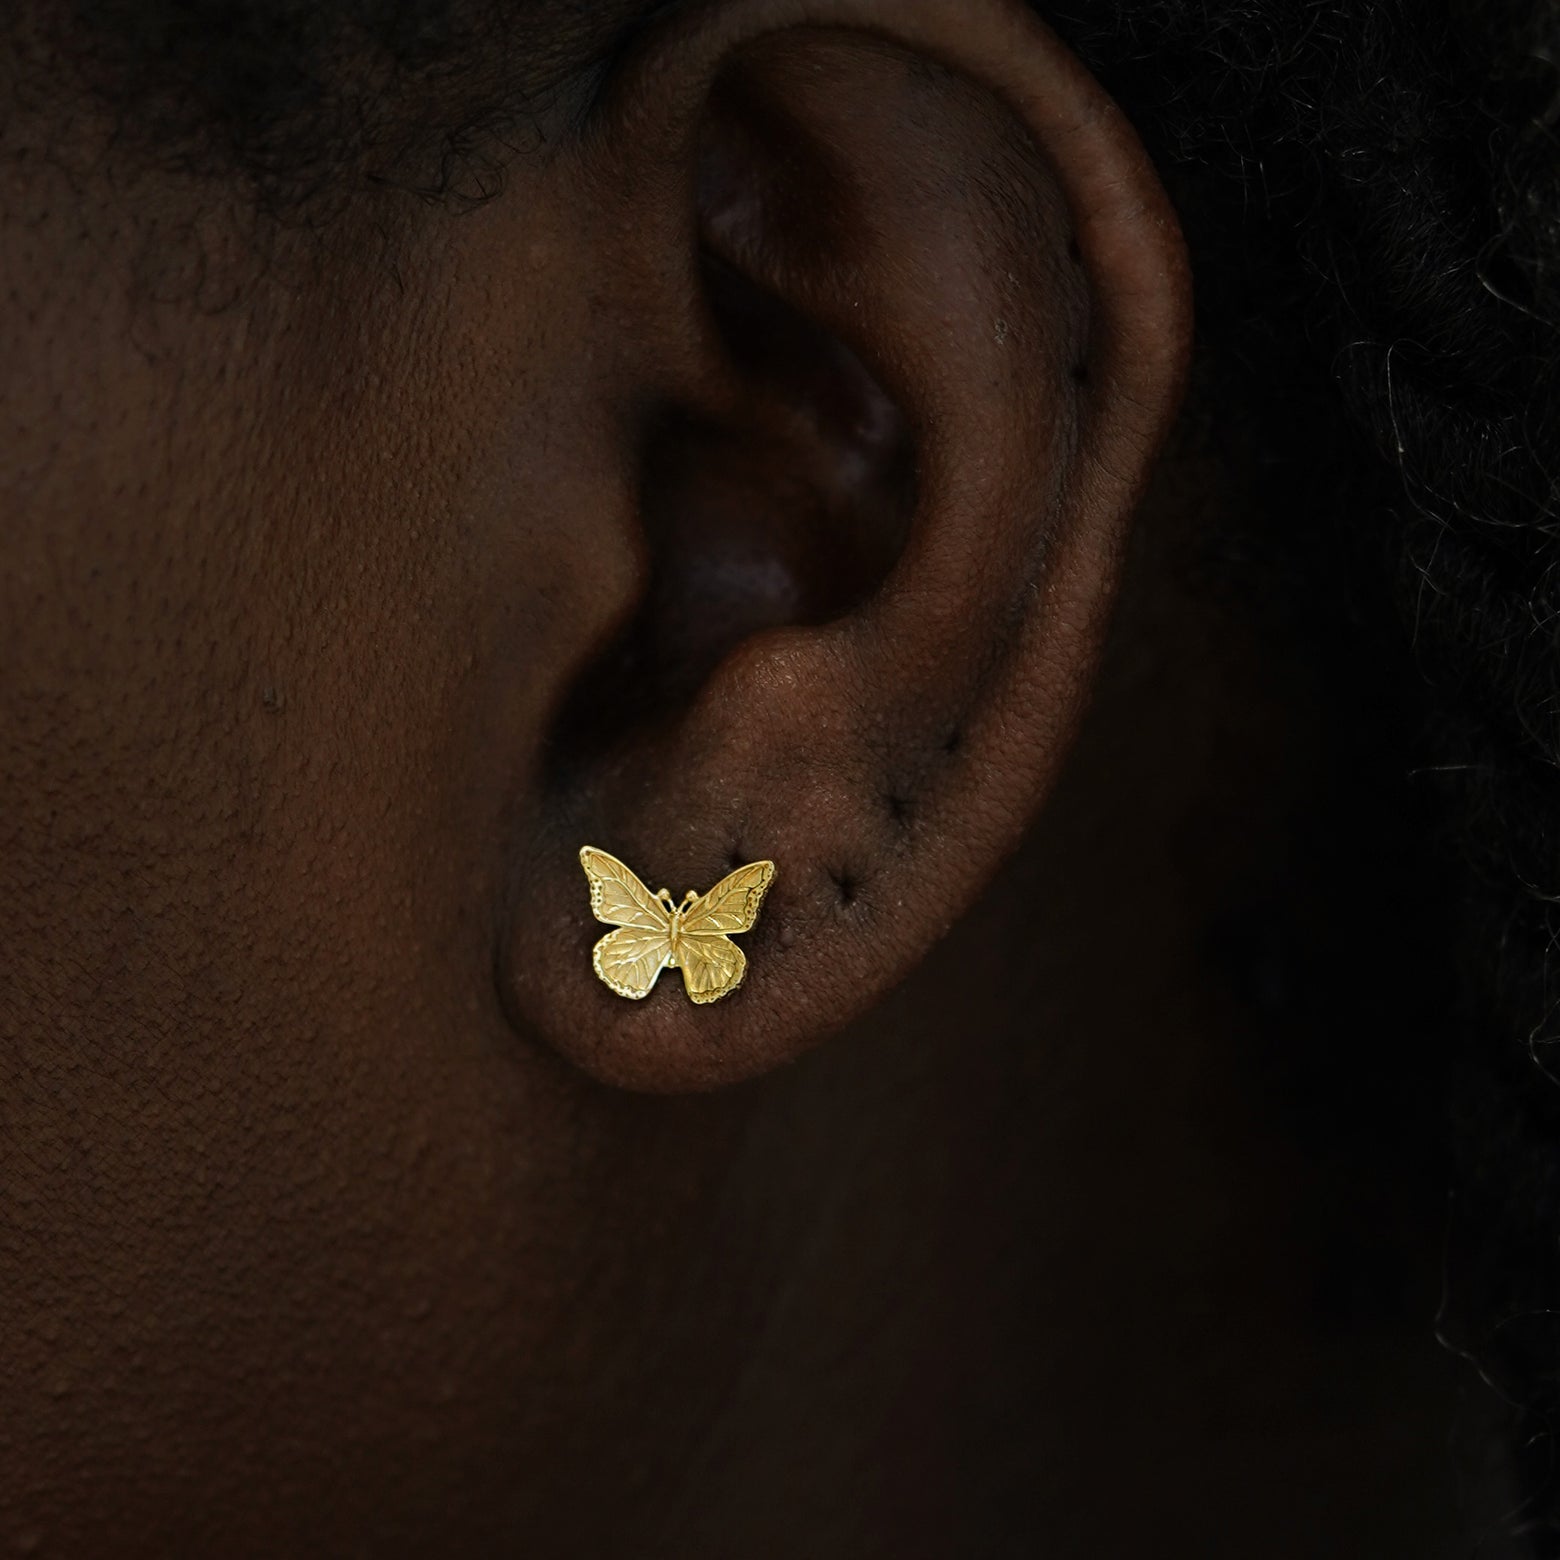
[579,846,776,1005]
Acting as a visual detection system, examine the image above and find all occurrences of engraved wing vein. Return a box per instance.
[579,847,670,933]
[592,925,673,1000]
[680,861,775,936]
[677,934,747,1004]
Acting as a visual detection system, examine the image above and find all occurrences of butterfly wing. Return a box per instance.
[581,848,676,999]
[675,860,774,1005]
[593,925,674,1000]
[678,860,776,936]
[580,846,669,932]
[676,933,747,1005]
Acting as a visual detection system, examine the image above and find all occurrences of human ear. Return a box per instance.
[501,0,1191,1091]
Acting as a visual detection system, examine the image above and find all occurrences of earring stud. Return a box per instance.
[579,846,775,1004]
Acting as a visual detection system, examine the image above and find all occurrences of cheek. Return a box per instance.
[0,212,645,1543]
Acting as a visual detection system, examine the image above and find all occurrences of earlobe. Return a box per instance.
[502,0,1191,1093]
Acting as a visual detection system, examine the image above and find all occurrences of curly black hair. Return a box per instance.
[1051,4,1560,1545]
[12,0,1560,1547]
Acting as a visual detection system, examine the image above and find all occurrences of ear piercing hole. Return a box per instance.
[1071,360,1090,387]
[942,727,963,757]
[886,792,912,829]
[829,868,860,910]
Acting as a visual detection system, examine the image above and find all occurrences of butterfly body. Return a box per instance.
[579,847,776,1005]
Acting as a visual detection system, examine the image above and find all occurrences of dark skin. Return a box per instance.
[0,0,1476,1553]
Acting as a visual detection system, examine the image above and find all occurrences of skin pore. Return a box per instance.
[0,0,1491,1553]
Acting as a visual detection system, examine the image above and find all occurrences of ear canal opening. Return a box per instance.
[545,65,916,786]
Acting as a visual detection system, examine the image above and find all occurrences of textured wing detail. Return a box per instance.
[580,847,671,932]
[592,925,673,1000]
[679,860,776,936]
[677,934,747,1005]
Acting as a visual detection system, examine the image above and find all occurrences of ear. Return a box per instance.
[501,0,1191,1091]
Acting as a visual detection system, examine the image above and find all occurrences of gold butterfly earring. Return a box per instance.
[579,847,776,1005]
